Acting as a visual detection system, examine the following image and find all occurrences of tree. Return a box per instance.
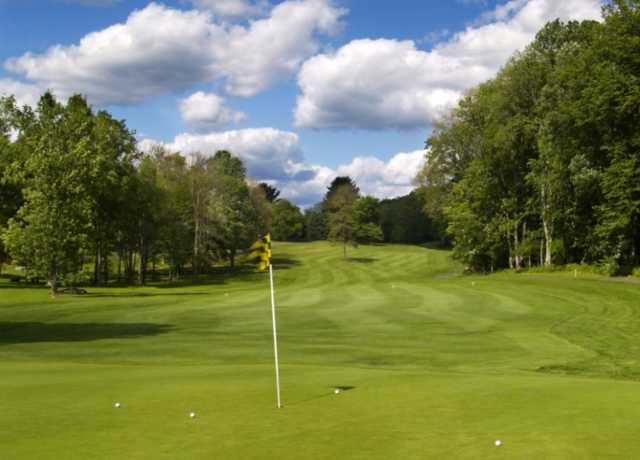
[151,147,193,280]
[250,181,273,237]
[189,153,215,276]
[304,203,326,241]
[272,199,305,241]
[352,196,383,243]
[415,18,607,271]
[0,97,23,274]
[87,110,138,285]
[2,93,96,295]
[208,150,256,268]
[258,182,280,202]
[379,192,436,244]
[326,181,360,257]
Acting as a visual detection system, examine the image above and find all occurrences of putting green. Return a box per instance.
[1,242,639,459]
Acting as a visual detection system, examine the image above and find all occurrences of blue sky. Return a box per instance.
[0,0,603,206]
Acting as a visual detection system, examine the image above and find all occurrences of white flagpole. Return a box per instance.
[269,263,282,408]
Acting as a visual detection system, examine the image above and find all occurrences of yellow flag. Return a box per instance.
[247,233,272,271]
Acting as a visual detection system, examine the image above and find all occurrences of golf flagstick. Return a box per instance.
[269,263,282,408]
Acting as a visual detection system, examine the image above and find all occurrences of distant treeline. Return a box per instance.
[415,2,640,274]
[0,93,439,295]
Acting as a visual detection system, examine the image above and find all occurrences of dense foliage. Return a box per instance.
[0,93,279,294]
[417,1,640,274]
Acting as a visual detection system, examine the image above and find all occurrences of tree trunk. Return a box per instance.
[539,239,544,267]
[138,241,146,286]
[117,249,122,283]
[230,248,236,268]
[506,229,514,269]
[514,223,522,270]
[543,218,553,266]
[93,243,100,285]
[48,271,59,298]
[102,248,109,285]
[541,185,553,267]
[193,215,199,277]
[126,249,134,285]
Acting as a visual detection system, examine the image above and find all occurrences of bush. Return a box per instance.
[598,256,621,276]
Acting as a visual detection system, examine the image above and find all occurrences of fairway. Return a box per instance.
[1,242,640,459]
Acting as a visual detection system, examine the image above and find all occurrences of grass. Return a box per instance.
[1,242,640,459]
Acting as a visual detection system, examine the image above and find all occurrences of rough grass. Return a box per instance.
[1,242,640,459]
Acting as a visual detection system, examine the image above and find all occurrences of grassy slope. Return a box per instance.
[1,242,640,459]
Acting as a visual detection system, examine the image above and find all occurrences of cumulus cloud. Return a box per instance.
[141,128,304,181]
[279,150,426,206]
[294,0,603,130]
[5,0,345,105]
[140,130,426,207]
[336,150,426,198]
[179,91,246,131]
[0,78,43,107]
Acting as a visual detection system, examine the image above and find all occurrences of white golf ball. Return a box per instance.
[495,440,502,447]
[190,412,196,418]
[334,389,341,394]
[114,402,121,408]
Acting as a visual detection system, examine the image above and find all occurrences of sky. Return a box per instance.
[0,0,604,207]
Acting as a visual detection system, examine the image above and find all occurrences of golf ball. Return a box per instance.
[495,440,502,447]
[190,412,196,418]
[114,402,121,408]
[334,389,341,394]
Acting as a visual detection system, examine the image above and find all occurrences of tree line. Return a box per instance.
[0,92,438,295]
[416,1,640,274]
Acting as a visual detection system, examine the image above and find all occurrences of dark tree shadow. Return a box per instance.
[285,386,357,406]
[420,241,453,252]
[270,256,302,269]
[347,257,378,263]
[83,292,210,298]
[0,322,173,344]
[331,385,356,392]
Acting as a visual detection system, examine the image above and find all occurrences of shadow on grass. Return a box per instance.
[155,258,301,288]
[270,256,302,270]
[82,292,210,298]
[0,321,173,344]
[287,385,357,406]
[347,257,378,264]
[420,241,453,252]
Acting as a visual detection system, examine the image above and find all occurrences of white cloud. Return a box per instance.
[0,78,43,107]
[179,91,246,131]
[5,0,345,105]
[213,0,346,97]
[294,0,603,130]
[189,0,268,19]
[140,130,425,207]
[280,150,426,206]
[141,128,304,180]
[336,150,426,198]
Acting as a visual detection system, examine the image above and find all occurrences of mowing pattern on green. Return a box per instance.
[1,242,640,459]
